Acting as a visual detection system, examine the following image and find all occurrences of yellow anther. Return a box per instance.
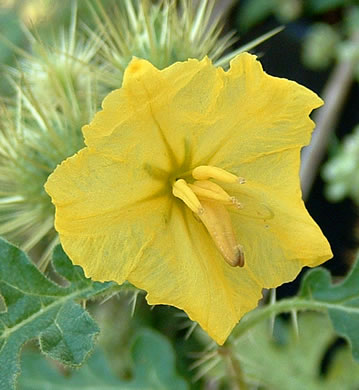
[192,165,243,184]
[173,175,245,267]
[172,179,203,214]
[189,181,232,204]
[198,200,245,267]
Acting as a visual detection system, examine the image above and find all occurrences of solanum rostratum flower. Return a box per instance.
[45,53,332,344]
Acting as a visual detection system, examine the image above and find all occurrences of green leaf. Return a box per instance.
[0,238,114,390]
[233,313,359,390]
[299,256,359,361]
[19,329,188,390]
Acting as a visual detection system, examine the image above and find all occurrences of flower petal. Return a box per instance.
[224,148,332,288]
[45,148,170,283]
[84,54,322,171]
[45,54,331,346]
[114,54,322,170]
[82,60,184,171]
[47,149,263,343]
[127,203,262,344]
[206,52,323,167]
[84,57,222,168]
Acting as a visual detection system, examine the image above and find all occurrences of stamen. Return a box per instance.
[198,200,245,267]
[173,171,245,267]
[172,179,203,214]
[188,180,232,204]
[192,165,244,184]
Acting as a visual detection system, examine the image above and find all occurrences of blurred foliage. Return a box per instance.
[322,126,359,204]
[188,257,359,388]
[306,0,354,14]
[0,7,25,93]
[0,0,112,94]
[18,330,188,390]
[237,0,359,32]
[302,23,340,70]
[3,237,359,389]
[299,254,359,361]
[233,314,359,389]
[237,0,359,76]
[198,314,359,389]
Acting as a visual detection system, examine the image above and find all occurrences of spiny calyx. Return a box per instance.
[172,166,245,267]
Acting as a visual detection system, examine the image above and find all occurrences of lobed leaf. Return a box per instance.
[299,256,359,361]
[19,329,188,390]
[0,238,114,390]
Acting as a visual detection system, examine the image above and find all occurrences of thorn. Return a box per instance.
[185,321,198,340]
[291,309,299,339]
[269,288,276,336]
[129,290,140,317]
[99,292,119,305]
[192,356,222,382]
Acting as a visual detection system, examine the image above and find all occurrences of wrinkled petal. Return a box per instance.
[127,203,262,344]
[105,54,322,170]
[224,149,332,287]
[83,64,179,172]
[45,148,170,283]
[47,149,263,343]
[204,53,323,167]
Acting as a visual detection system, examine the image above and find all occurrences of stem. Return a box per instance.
[230,297,327,340]
[220,346,249,390]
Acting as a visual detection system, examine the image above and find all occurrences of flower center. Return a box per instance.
[172,165,245,267]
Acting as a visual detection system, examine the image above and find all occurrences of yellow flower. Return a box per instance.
[45,53,332,344]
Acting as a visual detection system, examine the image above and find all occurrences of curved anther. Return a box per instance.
[172,179,203,214]
[189,180,233,204]
[198,200,245,267]
[192,165,244,184]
